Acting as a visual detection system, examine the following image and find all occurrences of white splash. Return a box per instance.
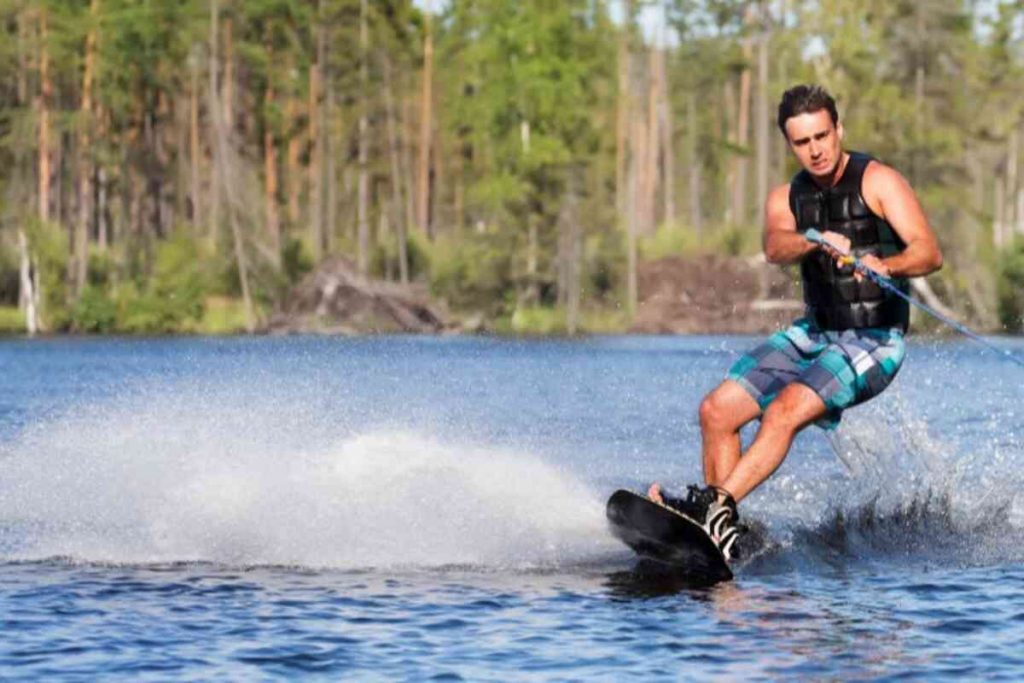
[0,387,616,569]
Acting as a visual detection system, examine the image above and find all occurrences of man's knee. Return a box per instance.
[700,383,758,433]
[761,383,826,433]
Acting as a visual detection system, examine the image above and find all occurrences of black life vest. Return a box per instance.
[789,152,910,332]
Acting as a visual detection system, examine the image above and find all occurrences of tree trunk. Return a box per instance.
[994,175,1005,250]
[723,80,736,224]
[686,93,702,236]
[264,77,281,268]
[431,108,445,237]
[357,0,371,275]
[416,2,434,237]
[402,94,417,241]
[910,278,958,322]
[54,125,64,225]
[563,170,581,335]
[286,72,301,227]
[225,177,254,333]
[382,50,409,284]
[1007,127,1019,234]
[189,48,202,227]
[222,13,234,132]
[175,76,189,224]
[615,0,633,219]
[453,149,465,233]
[627,114,639,314]
[18,230,39,336]
[1017,186,1024,237]
[912,4,925,186]
[37,7,51,223]
[325,54,337,255]
[326,79,338,255]
[754,17,770,218]
[74,0,100,298]
[630,64,648,240]
[98,166,108,249]
[644,46,659,234]
[16,10,40,332]
[207,0,221,239]
[525,213,539,305]
[656,46,675,227]
[732,11,754,228]
[309,5,326,259]
[775,38,788,181]
[17,10,28,105]
[210,0,253,331]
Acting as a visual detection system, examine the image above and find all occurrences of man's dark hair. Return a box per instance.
[777,84,838,136]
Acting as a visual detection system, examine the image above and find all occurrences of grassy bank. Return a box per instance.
[0,306,25,334]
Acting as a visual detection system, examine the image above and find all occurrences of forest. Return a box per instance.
[1,0,1023,335]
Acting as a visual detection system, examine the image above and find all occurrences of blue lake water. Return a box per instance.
[1,334,1023,679]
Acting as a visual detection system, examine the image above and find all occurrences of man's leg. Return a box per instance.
[648,379,760,504]
[699,380,762,486]
[720,382,827,503]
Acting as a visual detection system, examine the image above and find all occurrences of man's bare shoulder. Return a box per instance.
[767,183,791,207]
[862,159,914,195]
[764,183,796,232]
[862,159,917,214]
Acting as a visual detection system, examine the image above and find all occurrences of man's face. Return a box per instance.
[784,109,844,178]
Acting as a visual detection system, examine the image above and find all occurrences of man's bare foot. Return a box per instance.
[647,482,664,504]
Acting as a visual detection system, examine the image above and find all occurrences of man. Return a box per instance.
[649,84,943,560]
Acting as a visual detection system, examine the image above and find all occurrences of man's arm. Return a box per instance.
[862,162,943,278]
[763,184,814,265]
[763,184,850,265]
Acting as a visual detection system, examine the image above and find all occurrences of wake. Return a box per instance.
[741,394,1024,573]
[0,385,618,569]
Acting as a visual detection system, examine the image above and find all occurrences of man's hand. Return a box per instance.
[817,230,851,266]
[854,253,891,282]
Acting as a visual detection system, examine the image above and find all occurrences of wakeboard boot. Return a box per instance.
[660,484,744,562]
[659,484,717,521]
[704,488,743,562]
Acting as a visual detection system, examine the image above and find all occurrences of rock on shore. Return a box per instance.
[266,252,802,336]
[265,256,451,335]
[630,254,803,334]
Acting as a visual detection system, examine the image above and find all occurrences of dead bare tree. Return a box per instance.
[357,0,370,274]
[382,50,410,283]
[74,0,100,298]
[416,1,434,237]
[209,0,254,332]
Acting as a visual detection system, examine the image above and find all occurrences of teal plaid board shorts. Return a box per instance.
[726,318,906,430]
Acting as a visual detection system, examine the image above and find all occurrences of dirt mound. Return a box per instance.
[266,256,451,335]
[631,254,802,334]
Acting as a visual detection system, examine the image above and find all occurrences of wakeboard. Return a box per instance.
[606,489,733,584]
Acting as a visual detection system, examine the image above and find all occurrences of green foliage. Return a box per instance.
[118,231,207,333]
[0,242,18,305]
[70,285,118,334]
[282,237,314,285]
[998,242,1024,333]
[2,0,1024,337]
[370,228,431,282]
[429,230,515,315]
[195,296,250,335]
[440,0,615,305]
[494,304,631,336]
[639,224,704,261]
[584,229,625,303]
[505,305,567,335]
[86,249,117,287]
[639,222,761,261]
[0,305,25,334]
